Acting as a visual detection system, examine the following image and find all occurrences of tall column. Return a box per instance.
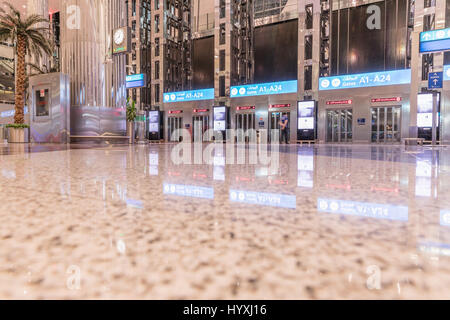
[27,0,49,71]
[60,0,127,109]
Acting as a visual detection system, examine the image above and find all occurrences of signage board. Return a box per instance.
[428,72,443,89]
[319,69,411,90]
[213,106,226,131]
[163,88,214,103]
[270,104,291,109]
[230,80,297,98]
[148,111,159,133]
[420,28,450,53]
[126,73,146,89]
[444,65,450,80]
[193,108,210,113]
[236,106,255,111]
[168,110,183,114]
[371,97,402,103]
[326,99,352,105]
[297,101,315,130]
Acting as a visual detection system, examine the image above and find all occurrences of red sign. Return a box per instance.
[371,97,402,103]
[269,104,291,109]
[326,99,352,105]
[236,106,255,111]
[168,110,183,114]
[193,108,210,113]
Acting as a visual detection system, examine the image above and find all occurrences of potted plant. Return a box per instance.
[126,97,137,144]
[0,4,52,144]
[6,123,30,143]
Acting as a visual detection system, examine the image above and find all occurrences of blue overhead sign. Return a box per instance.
[230,80,297,98]
[319,69,411,90]
[420,28,450,53]
[428,72,443,89]
[126,73,146,89]
[163,88,214,103]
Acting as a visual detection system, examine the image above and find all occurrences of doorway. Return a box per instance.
[371,106,401,143]
[269,111,291,143]
[235,113,256,142]
[168,116,183,142]
[193,115,211,142]
[326,109,353,143]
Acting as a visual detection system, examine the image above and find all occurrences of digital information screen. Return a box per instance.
[417,93,439,128]
[148,111,160,133]
[298,101,315,130]
[213,106,226,131]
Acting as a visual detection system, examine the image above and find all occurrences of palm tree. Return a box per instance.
[0,3,52,124]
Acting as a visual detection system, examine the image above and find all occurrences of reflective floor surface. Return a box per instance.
[1,142,450,299]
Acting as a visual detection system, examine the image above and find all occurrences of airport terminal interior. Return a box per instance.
[2,0,450,300]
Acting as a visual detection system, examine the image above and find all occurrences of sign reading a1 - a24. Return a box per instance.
[428,72,443,89]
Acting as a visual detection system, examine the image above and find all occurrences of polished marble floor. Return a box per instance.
[1,142,450,299]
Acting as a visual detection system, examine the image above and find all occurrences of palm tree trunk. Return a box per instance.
[14,35,26,124]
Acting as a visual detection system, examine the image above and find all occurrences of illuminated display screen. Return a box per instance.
[213,106,226,131]
[441,210,450,226]
[444,65,450,80]
[420,28,450,53]
[149,111,159,133]
[317,198,408,221]
[417,93,439,128]
[230,80,297,98]
[298,101,315,130]
[163,183,214,199]
[229,189,296,209]
[126,73,146,89]
[164,88,214,103]
[319,69,411,90]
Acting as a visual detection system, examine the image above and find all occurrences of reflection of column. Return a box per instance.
[60,0,127,109]
[27,0,49,71]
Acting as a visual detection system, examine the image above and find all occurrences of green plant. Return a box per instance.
[6,123,29,129]
[0,3,53,124]
[126,97,137,122]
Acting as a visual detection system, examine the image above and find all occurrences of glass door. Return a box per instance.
[326,109,353,143]
[168,117,183,142]
[371,106,401,143]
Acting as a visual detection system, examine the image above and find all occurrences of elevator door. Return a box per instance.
[269,112,290,142]
[235,113,256,142]
[168,117,183,142]
[193,115,210,142]
[371,106,401,143]
[326,109,353,143]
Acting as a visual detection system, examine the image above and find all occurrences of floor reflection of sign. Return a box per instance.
[163,183,214,199]
[317,198,408,221]
[230,189,296,209]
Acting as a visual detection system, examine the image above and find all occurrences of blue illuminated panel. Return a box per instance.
[441,210,450,226]
[126,73,146,89]
[230,80,297,98]
[444,65,450,81]
[163,88,214,103]
[317,198,408,221]
[420,28,450,53]
[230,189,296,209]
[163,183,214,199]
[319,69,411,90]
